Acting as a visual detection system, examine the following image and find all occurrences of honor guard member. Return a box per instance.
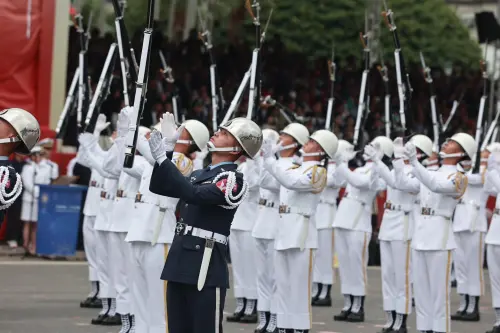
[332,136,391,323]
[365,135,433,333]
[311,140,349,307]
[262,129,337,333]
[482,149,500,333]
[148,116,262,333]
[227,149,261,323]
[78,108,131,326]
[394,133,476,333]
[38,138,59,182]
[0,108,39,225]
[451,144,496,322]
[252,124,308,333]
[78,114,110,309]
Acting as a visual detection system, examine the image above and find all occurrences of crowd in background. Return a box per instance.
[64,25,485,146]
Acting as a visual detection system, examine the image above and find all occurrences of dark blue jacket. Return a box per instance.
[0,160,22,225]
[149,157,244,289]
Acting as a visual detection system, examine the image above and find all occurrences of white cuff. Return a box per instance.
[157,154,167,165]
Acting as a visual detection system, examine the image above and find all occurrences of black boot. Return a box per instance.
[240,299,258,323]
[91,298,110,325]
[227,298,246,322]
[461,296,480,321]
[492,326,500,333]
[255,311,269,333]
[101,313,122,326]
[346,296,365,322]
[313,284,332,306]
[333,295,352,321]
[80,281,100,308]
[389,313,408,333]
[377,311,395,333]
[311,283,322,304]
[451,294,468,321]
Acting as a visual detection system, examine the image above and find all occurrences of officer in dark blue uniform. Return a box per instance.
[148,114,263,333]
[0,108,40,224]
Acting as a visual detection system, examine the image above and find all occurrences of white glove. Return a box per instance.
[404,142,418,164]
[78,133,96,149]
[488,152,500,171]
[117,106,132,138]
[393,137,406,159]
[148,130,167,163]
[160,112,179,149]
[34,186,40,199]
[93,114,110,136]
[260,141,274,159]
[363,143,380,162]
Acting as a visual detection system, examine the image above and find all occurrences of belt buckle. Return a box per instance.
[422,207,432,215]
[279,205,287,214]
[100,191,106,199]
[90,180,96,187]
[135,193,142,203]
[268,202,274,208]
[259,198,266,205]
[116,189,124,198]
[384,202,392,210]
[175,222,186,235]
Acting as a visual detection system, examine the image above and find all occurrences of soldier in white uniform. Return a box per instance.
[78,108,131,326]
[20,146,54,255]
[332,136,391,322]
[125,116,209,333]
[38,138,59,182]
[252,124,308,333]
[262,129,337,333]
[78,114,111,309]
[394,133,476,333]
[227,154,261,323]
[365,135,433,333]
[483,149,500,333]
[311,141,349,307]
[450,144,497,322]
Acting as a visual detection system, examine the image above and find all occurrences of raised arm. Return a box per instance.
[411,161,465,196]
[373,160,396,189]
[123,157,147,180]
[263,157,326,192]
[334,163,379,190]
[137,135,155,166]
[102,137,126,179]
[393,158,420,193]
[259,167,281,191]
[327,165,347,188]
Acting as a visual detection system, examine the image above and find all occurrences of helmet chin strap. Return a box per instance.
[278,142,298,151]
[176,139,193,145]
[439,152,465,159]
[299,148,324,157]
[207,141,241,153]
[422,158,439,166]
[0,137,20,144]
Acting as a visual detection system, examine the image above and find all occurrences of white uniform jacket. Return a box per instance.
[252,157,291,239]
[374,160,416,241]
[333,161,384,233]
[453,168,488,233]
[485,169,500,245]
[40,158,59,181]
[21,161,53,203]
[263,158,327,250]
[394,162,466,250]
[231,158,261,231]
[315,161,345,230]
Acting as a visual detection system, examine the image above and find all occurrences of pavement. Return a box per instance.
[0,256,495,333]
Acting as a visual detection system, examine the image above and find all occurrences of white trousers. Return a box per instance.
[275,248,314,330]
[380,240,412,314]
[95,230,116,298]
[229,230,258,299]
[412,249,452,333]
[487,244,500,308]
[83,215,98,281]
[453,231,485,296]
[255,238,276,313]
[108,232,132,315]
[335,228,369,296]
[130,241,169,333]
[313,229,334,284]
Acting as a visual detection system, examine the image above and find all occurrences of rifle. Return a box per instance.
[55,68,80,139]
[382,0,413,136]
[419,52,440,152]
[377,50,391,138]
[123,0,155,168]
[158,50,183,124]
[84,44,118,133]
[74,11,92,134]
[353,11,371,150]
[442,89,464,133]
[472,52,489,173]
[198,8,224,132]
[245,0,261,121]
[325,46,336,131]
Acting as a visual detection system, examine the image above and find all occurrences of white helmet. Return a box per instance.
[409,134,433,157]
[371,136,394,158]
[178,120,210,151]
[335,140,354,158]
[486,142,500,153]
[308,130,339,159]
[447,133,477,159]
[280,123,309,146]
[209,118,263,158]
[138,126,151,138]
[262,129,280,144]
[0,108,41,154]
